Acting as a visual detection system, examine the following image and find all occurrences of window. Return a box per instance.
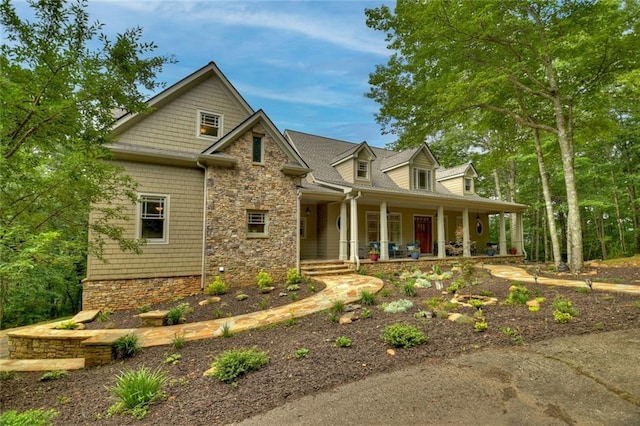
[366,212,401,244]
[252,136,263,163]
[299,217,307,239]
[413,168,432,191]
[465,178,473,192]
[139,194,168,243]
[247,210,268,237]
[357,161,369,179]
[198,111,222,138]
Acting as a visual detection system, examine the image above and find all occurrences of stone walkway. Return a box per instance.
[2,265,639,373]
[0,274,383,372]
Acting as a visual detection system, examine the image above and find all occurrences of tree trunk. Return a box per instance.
[507,159,517,248]
[532,129,562,267]
[611,171,625,253]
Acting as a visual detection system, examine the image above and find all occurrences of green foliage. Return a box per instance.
[0,0,173,329]
[501,327,524,345]
[361,308,372,319]
[258,297,269,310]
[381,299,414,313]
[330,299,345,313]
[39,370,68,381]
[206,276,228,295]
[209,347,269,384]
[136,305,151,314]
[634,300,640,309]
[505,284,530,305]
[107,367,167,419]
[256,270,273,292]
[553,310,572,323]
[423,296,444,309]
[236,293,248,301]
[55,320,78,330]
[468,298,485,310]
[286,268,302,285]
[212,307,224,319]
[221,323,233,338]
[474,320,488,333]
[403,282,417,297]
[286,284,300,292]
[575,287,590,294]
[334,336,352,347]
[359,290,377,305]
[294,348,310,359]
[289,292,298,302]
[380,288,392,298]
[327,312,339,323]
[552,296,579,317]
[0,371,16,381]
[166,303,192,325]
[0,409,59,426]
[171,333,185,349]
[112,333,140,359]
[164,353,181,365]
[97,308,114,322]
[381,323,427,348]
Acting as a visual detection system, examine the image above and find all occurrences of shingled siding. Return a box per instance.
[205,124,301,287]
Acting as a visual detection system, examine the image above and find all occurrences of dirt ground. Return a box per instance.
[2,262,640,425]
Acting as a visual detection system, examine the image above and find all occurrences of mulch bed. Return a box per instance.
[2,263,640,425]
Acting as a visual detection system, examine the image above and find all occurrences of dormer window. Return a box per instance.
[357,161,369,179]
[413,168,432,191]
[465,178,473,192]
[198,111,223,139]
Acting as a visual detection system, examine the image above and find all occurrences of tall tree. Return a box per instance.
[0,0,173,328]
[365,0,639,271]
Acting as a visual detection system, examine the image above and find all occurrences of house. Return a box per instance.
[83,62,526,310]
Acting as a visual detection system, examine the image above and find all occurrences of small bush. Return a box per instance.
[474,320,488,332]
[286,268,302,285]
[256,270,273,291]
[171,333,186,349]
[330,299,345,313]
[552,296,578,317]
[554,310,572,323]
[209,347,269,383]
[575,287,590,294]
[361,308,371,319]
[0,409,59,426]
[505,284,530,305]
[107,367,167,419]
[136,304,151,314]
[166,303,192,325]
[236,293,249,301]
[55,320,78,330]
[294,348,309,359]
[468,298,485,310]
[360,290,376,306]
[380,288,392,298]
[289,292,298,302]
[423,296,443,309]
[212,307,224,318]
[97,308,114,322]
[40,370,68,381]
[334,336,352,347]
[0,371,16,381]
[327,312,339,323]
[501,327,524,345]
[381,299,414,313]
[164,353,181,365]
[258,297,269,310]
[381,323,427,348]
[112,333,140,359]
[206,276,228,295]
[287,284,300,292]
[221,323,233,338]
[403,282,417,297]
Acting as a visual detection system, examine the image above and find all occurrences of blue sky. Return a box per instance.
[14,0,396,147]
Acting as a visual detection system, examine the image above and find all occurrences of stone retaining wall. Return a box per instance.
[82,275,201,311]
[361,255,525,275]
[8,332,89,360]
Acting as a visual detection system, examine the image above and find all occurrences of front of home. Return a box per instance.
[83,62,526,310]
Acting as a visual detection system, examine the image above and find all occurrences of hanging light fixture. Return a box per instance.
[305,204,311,216]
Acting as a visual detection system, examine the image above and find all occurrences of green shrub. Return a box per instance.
[166,302,192,325]
[361,308,371,319]
[136,304,151,314]
[171,333,186,349]
[236,293,249,301]
[403,282,417,297]
[474,320,488,332]
[552,296,578,317]
[359,289,376,305]
[553,310,573,323]
[97,308,114,322]
[381,299,414,313]
[423,296,444,309]
[209,347,269,383]
[256,270,273,292]
[0,409,58,426]
[55,320,78,330]
[112,333,140,359]
[164,353,181,365]
[39,370,68,381]
[0,371,16,381]
[258,297,269,310]
[501,327,524,345]
[505,284,530,305]
[286,268,302,285]
[294,348,309,359]
[107,367,167,419]
[221,323,233,338]
[381,323,427,348]
[575,287,590,294]
[334,336,352,347]
[206,276,228,295]
[468,298,485,310]
[286,284,300,291]
[330,299,345,313]
[380,288,392,298]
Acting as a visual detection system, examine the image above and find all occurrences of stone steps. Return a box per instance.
[300,260,353,277]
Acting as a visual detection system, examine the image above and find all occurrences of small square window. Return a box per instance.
[139,195,168,243]
[413,168,432,191]
[465,178,473,192]
[247,210,268,236]
[252,136,263,163]
[357,161,369,179]
[198,111,222,138]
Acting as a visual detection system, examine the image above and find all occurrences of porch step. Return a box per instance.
[300,260,354,277]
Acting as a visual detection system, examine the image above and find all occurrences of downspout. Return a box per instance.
[296,189,301,274]
[197,161,208,290]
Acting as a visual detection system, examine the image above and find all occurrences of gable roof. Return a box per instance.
[330,141,377,166]
[112,62,254,135]
[202,110,310,174]
[436,161,478,181]
[379,144,440,172]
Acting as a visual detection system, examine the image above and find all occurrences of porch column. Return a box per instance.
[349,196,359,262]
[462,207,471,257]
[380,202,389,260]
[517,213,525,255]
[339,201,348,261]
[499,212,507,255]
[437,205,445,259]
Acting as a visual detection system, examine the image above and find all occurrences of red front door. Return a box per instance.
[414,216,432,254]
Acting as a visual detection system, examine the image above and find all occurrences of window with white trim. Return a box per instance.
[464,178,473,192]
[139,194,168,243]
[413,168,432,191]
[198,111,222,139]
[247,210,268,237]
[366,212,401,244]
[252,136,264,163]
[357,161,369,179]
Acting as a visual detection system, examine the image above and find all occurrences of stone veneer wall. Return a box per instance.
[82,275,201,310]
[8,334,87,360]
[205,124,301,287]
